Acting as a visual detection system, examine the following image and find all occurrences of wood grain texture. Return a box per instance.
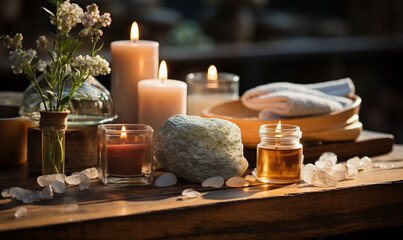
[0,144,402,239]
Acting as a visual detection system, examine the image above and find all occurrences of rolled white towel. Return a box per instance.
[241,78,355,119]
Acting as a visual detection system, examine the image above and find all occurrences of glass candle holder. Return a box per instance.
[256,123,303,184]
[98,124,154,185]
[186,71,239,116]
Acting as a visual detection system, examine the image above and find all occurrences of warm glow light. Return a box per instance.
[130,21,139,41]
[159,60,168,83]
[207,65,218,81]
[121,125,127,139]
[275,120,282,137]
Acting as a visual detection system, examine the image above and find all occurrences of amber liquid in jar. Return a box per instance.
[256,146,303,183]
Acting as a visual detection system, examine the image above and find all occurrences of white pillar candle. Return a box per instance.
[138,61,187,131]
[111,22,159,123]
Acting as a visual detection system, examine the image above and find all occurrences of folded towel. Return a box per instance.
[241,78,355,119]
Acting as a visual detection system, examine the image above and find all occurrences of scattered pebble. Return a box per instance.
[2,167,97,204]
[302,164,338,187]
[14,207,28,218]
[50,180,65,193]
[66,172,89,185]
[329,164,348,181]
[37,173,65,187]
[347,156,362,170]
[79,180,89,191]
[201,176,224,188]
[244,174,256,182]
[226,176,249,188]
[181,189,200,198]
[302,153,374,188]
[80,167,98,179]
[252,168,257,177]
[40,185,53,200]
[155,172,177,187]
[319,152,338,164]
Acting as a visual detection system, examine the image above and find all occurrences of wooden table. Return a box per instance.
[1,145,403,239]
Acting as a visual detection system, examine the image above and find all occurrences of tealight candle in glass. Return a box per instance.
[256,121,303,184]
[186,65,239,116]
[98,124,154,185]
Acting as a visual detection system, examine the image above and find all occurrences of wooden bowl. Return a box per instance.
[202,95,362,148]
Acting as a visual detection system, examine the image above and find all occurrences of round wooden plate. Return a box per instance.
[202,95,362,148]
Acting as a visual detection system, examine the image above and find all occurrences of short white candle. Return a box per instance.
[138,61,187,131]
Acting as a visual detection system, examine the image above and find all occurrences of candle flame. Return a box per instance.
[207,65,218,81]
[275,120,282,137]
[159,60,168,83]
[121,125,127,139]
[130,21,139,41]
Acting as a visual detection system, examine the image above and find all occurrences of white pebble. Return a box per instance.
[22,191,42,203]
[37,173,65,187]
[202,176,224,188]
[226,177,249,188]
[66,172,90,185]
[50,180,65,193]
[79,180,89,191]
[347,156,362,170]
[155,172,177,187]
[80,167,98,179]
[309,169,338,188]
[315,159,334,171]
[301,164,317,182]
[348,167,359,178]
[14,207,28,218]
[9,187,32,201]
[302,164,338,187]
[319,152,338,164]
[186,190,201,198]
[244,174,256,182]
[40,185,53,200]
[360,156,372,169]
[182,188,195,196]
[329,164,348,181]
[182,189,200,198]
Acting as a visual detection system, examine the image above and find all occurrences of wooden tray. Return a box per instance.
[203,95,362,148]
[244,130,394,167]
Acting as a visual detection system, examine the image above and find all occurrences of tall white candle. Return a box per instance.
[111,22,158,123]
[138,61,187,131]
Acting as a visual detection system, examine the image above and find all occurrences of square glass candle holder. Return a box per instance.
[98,124,154,186]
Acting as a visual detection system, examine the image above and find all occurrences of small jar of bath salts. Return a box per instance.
[256,122,303,184]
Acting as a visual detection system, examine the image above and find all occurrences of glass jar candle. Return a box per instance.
[256,122,303,184]
[186,66,239,116]
[98,124,154,185]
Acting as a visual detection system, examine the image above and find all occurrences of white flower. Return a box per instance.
[8,49,37,74]
[50,0,84,32]
[35,59,49,72]
[72,55,110,77]
[79,4,111,38]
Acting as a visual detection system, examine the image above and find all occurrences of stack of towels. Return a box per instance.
[241,78,355,120]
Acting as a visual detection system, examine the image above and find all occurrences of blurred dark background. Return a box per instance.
[1,0,402,143]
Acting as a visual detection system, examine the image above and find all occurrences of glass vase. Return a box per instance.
[39,110,69,175]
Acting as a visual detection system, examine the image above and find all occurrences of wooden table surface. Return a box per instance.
[1,145,403,239]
